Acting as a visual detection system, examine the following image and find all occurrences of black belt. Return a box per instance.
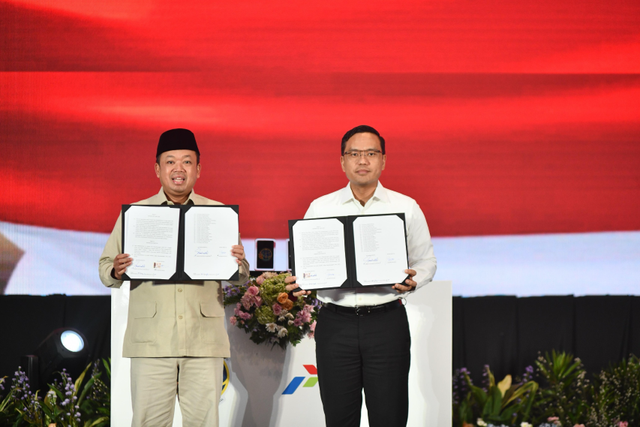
[323,300,402,316]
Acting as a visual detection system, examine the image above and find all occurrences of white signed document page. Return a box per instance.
[292,218,348,289]
[352,215,408,286]
[291,214,408,289]
[183,206,238,280]
[123,205,180,280]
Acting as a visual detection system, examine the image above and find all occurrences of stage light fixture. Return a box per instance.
[60,330,85,352]
[29,327,89,391]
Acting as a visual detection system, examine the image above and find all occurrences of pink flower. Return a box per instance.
[230,316,237,326]
[239,311,252,321]
[256,275,265,285]
[618,422,628,427]
[241,295,252,310]
[574,424,585,427]
[548,417,559,422]
[294,318,302,326]
[247,285,259,296]
[307,320,317,338]
[254,296,263,307]
[273,303,283,316]
[295,309,311,324]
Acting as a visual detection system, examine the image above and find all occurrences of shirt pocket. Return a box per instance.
[129,302,157,343]
[199,302,225,343]
[200,302,224,318]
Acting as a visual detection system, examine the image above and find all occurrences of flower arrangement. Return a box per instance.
[0,359,109,427]
[453,352,639,427]
[223,272,321,349]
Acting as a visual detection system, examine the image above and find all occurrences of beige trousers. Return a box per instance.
[130,357,224,427]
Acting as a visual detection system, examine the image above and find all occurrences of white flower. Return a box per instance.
[265,323,277,333]
[521,422,533,427]
[477,419,487,427]
[277,327,288,338]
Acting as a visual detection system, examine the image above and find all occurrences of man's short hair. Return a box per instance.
[341,125,386,155]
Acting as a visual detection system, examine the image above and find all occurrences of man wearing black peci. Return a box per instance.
[286,125,437,427]
[99,128,249,426]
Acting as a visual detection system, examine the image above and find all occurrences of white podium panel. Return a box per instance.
[111,281,452,426]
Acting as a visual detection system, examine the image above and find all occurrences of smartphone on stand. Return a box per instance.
[255,239,275,271]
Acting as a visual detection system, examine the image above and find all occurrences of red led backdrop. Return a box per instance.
[1,0,639,239]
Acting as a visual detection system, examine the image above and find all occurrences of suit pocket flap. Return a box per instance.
[132,302,157,318]
[200,303,223,318]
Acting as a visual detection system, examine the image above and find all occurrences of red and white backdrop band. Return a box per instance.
[1,0,639,296]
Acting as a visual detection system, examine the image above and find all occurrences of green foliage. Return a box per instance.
[457,365,538,426]
[0,359,110,427]
[531,350,591,426]
[587,354,640,427]
[453,368,475,426]
[454,352,639,427]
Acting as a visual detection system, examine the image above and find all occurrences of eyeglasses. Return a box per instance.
[342,150,382,160]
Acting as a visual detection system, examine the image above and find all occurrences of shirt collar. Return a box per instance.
[338,181,389,205]
[157,188,196,205]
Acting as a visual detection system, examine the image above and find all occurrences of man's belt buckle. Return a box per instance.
[355,306,371,316]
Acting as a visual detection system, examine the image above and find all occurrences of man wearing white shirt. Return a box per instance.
[287,125,437,427]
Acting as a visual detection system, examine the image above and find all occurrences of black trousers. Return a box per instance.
[315,303,411,427]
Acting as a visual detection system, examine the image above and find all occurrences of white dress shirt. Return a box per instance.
[305,182,437,307]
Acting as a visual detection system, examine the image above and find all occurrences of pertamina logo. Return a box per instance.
[282,365,318,395]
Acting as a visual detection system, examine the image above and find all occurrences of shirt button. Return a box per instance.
[177,288,183,292]
[178,315,183,319]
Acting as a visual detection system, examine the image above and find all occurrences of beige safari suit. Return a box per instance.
[99,188,250,426]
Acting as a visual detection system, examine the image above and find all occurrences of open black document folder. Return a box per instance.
[121,204,239,281]
[288,213,409,290]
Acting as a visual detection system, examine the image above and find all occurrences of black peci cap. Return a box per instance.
[156,128,200,158]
